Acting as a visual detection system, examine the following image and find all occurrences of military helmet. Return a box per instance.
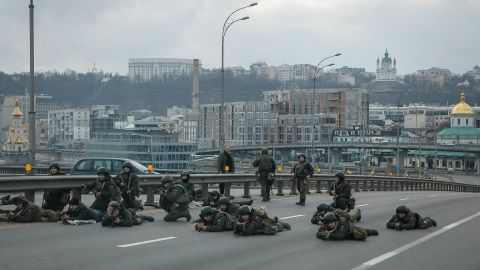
[317,203,331,212]
[298,153,306,159]
[261,147,269,155]
[200,206,215,217]
[49,162,60,170]
[335,171,345,181]
[396,205,410,214]
[108,201,121,210]
[238,205,252,216]
[96,167,109,176]
[210,190,220,198]
[217,196,230,205]
[12,195,27,204]
[323,212,338,223]
[161,175,174,184]
[180,171,190,178]
[122,162,133,170]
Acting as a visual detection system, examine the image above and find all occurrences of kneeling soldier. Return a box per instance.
[311,203,361,225]
[386,205,437,231]
[159,176,191,222]
[195,206,236,232]
[234,205,291,235]
[317,212,378,241]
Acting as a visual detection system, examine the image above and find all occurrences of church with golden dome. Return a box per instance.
[3,99,29,152]
[437,91,480,145]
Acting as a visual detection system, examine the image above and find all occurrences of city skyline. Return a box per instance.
[0,0,479,74]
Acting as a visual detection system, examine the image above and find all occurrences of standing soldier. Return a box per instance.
[317,212,378,241]
[114,162,140,210]
[179,171,195,202]
[291,153,314,206]
[217,145,235,195]
[42,163,71,212]
[159,176,191,222]
[328,171,352,210]
[81,167,117,213]
[253,148,276,202]
[386,205,437,230]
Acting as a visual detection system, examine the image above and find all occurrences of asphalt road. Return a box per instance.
[0,190,479,270]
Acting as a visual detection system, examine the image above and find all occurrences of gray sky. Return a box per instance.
[0,0,479,75]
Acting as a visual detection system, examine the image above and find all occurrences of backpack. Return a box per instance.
[41,209,58,222]
[173,184,190,204]
[220,212,236,231]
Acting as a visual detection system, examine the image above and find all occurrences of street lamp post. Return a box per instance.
[220,3,257,151]
[396,93,406,175]
[28,0,36,164]
[311,53,341,163]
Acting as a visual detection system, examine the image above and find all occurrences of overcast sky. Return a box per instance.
[0,0,479,75]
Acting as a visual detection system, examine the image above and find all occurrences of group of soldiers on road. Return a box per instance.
[0,147,438,241]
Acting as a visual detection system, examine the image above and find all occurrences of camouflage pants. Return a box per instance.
[259,178,271,201]
[351,226,367,241]
[164,205,190,222]
[296,178,309,200]
[418,216,435,229]
[0,213,9,222]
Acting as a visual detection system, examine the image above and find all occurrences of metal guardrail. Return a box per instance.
[0,166,71,176]
[0,174,478,206]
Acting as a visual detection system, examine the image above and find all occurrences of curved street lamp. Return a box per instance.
[219,3,257,150]
[310,53,341,163]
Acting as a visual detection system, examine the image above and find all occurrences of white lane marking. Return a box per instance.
[357,204,369,207]
[352,211,480,270]
[0,225,22,230]
[279,214,305,220]
[399,198,409,201]
[117,237,178,248]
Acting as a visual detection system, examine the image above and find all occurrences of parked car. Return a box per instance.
[70,158,157,175]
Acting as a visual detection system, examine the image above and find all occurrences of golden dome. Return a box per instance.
[451,91,474,115]
[11,99,23,117]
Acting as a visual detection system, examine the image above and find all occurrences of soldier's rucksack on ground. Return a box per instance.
[41,209,59,222]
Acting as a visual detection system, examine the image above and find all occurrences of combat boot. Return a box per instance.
[185,211,192,222]
[0,195,10,205]
[300,198,305,206]
[366,229,379,236]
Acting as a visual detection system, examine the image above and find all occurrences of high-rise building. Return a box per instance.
[48,109,90,145]
[128,58,201,81]
[376,49,397,81]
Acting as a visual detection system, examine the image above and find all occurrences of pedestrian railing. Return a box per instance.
[0,174,478,206]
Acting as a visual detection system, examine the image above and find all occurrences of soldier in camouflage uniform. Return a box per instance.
[203,190,221,207]
[317,212,378,241]
[328,171,352,211]
[311,203,361,225]
[216,196,240,217]
[195,206,236,232]
[291,153,314,206]
[179,171,195,202]
[0,195,42,223]
[81,167,118,213]
[114,162,140,210]
[253,148,276,202]
[61,197,103,224]
[101,201,153,227]
[234,205,291,235]
[42,163,71,212]
[217,145,235,195]
[159,176,191,222]
[386,205,437,230]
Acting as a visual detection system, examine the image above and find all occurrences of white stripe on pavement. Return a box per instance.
[399,198,409,201]
[117,237,178,248]
[356,204,369,207]
[279,214,305,220]
[352,211,480,270]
